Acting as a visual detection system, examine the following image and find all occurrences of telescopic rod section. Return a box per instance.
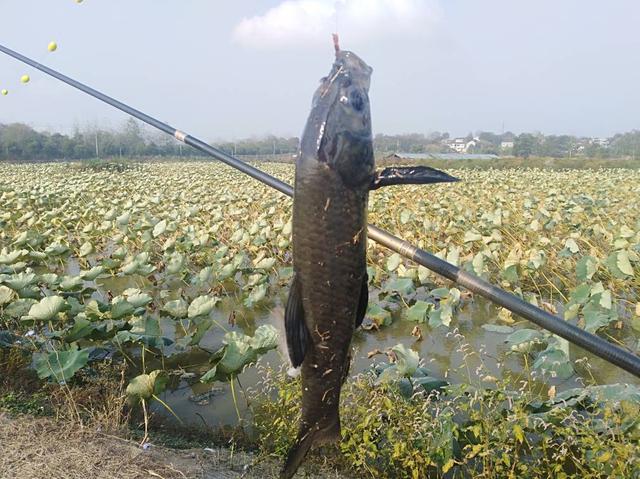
[2,42,639,379]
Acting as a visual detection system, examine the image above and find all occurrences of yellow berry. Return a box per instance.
[48,42,58,52]
[21,75,30,84]
[1,89,8,96]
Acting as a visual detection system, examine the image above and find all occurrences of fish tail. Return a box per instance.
[280,413,341,478]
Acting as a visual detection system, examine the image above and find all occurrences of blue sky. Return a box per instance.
[0,1,638,140]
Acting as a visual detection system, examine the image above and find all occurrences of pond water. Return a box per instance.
[95,277,637,428]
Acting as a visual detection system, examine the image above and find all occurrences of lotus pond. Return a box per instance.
[1,161,639,447]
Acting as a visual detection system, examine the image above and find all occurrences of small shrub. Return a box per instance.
[253,368,640,478]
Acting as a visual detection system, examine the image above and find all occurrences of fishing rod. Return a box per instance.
[2,43,639,379]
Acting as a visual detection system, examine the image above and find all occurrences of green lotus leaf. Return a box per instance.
[79,241,94,257]
[60,275,84,291]
[616,250,635,276]
[482,324,514,334]
[126,292,153,308]
[254,257,276,270]
[564,238,580,254]
[366,303,393,328]
[0,248,27,265]
[188,295,219,318]
[605,251,632,279]
[126,370,168,401]
[112,246,128,260]
[576,255,598,282]
[405,300,432,323]
[64,317,97,343]
[386,253,402,272]
[162,299,188,318]
[201,325,278,383]
[217,263,236,280]
[80,266,105,281]
[464,230,483,243]
[471,252,485,276]
[166,252,185,274]
[197,266,215,284]
[244,283,268,308]
[115,316,172,348]
[384,277,414,295]
[4,272,37,290]
[110,298,135,319]
[428,303,454,328]
[532,346,574,380]
[39,273,60,286]
[4,298,37,319]
[44,242,69,256]
[391,343,419,377]
[26,296,69,321]
[399,209,414,224]
[116,211,130,226]
[34,346,90,383]
[505,329,545,352]
[0,285,14,305]
[0,330,18,348]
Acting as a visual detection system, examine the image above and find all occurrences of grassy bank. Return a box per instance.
[254,365,640,479]
[2,341,640,479]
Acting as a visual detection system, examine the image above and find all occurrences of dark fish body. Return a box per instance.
[282,49,375,478]
[282,46,458,478]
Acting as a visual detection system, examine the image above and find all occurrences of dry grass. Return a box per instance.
[0,413,349,479]
[0,413,192,479]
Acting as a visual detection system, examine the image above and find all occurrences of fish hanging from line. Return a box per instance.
[281,35,458,478]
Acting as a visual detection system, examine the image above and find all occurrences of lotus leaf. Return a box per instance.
[4,272,37,290]
[162,299,188,318]
[0,285,14,305]
[188,295,219,318]
[366,303,393,328]
[201,325,278,383]
[26,296,69,321]
[115,316,172,348]
[405,300,432,323]
[34,346,89,382]
[126,370,168,400]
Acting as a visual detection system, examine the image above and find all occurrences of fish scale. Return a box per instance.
[293,167,368,437]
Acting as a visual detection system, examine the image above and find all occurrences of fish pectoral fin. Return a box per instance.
[355,273,368,329]
[369,166,459,190]
[285,275,311,368]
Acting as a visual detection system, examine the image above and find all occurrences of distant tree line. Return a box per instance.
[376,131,640,159]
[1,120,639,161]
[0,119,299,162]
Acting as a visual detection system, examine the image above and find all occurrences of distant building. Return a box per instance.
[385,152,499,162]
[589,138,609,147]
[500,141,514,150]
[444,137,477,153]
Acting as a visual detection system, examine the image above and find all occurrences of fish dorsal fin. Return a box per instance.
[355,273,368,329]
[369,166,459,190]
[285,275,311,368]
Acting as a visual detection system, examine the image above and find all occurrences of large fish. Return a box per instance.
[282,39,458,478]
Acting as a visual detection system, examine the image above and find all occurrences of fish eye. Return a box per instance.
[350,90,365,111]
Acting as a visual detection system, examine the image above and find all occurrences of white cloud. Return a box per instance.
[233,0,441,49]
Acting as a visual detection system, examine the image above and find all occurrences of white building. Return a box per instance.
[445,138,477,153]
[589,138,609,147]
[500,141,514,150]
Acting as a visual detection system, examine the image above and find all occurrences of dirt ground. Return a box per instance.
[0,413,347,479]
